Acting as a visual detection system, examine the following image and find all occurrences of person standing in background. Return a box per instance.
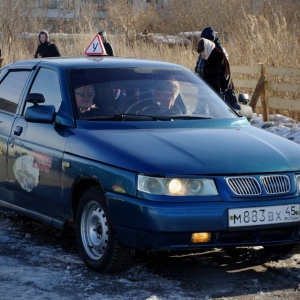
[34,30,61,58]
[98,31,114,56]
[195,26,227,78]
[197,38,240,109]
[197,37,231,94]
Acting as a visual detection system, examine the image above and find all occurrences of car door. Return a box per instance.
[7,67,68,220]
[0,68,32,202]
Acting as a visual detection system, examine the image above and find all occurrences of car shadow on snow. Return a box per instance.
[1,210,299,299]
[134,247,300,298]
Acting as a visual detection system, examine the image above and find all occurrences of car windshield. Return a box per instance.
[70,67,238,120]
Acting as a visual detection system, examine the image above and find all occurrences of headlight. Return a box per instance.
[296,175,300,192]
[138,175,218,196]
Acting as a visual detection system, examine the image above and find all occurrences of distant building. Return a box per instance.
[16,0,169,20]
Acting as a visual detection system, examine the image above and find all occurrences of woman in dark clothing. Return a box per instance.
[197,38,232,93]
[34,30,61,58]
[197,38,240,109]
[98,31,114,56]
[195,26,228,78]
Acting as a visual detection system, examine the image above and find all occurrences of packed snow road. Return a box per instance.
[0,210,299,300]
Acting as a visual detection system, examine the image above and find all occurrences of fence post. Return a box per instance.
[250,63,266,110]
[260,63,269,122]
[0,49,3,68]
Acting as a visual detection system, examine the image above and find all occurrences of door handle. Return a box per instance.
[14,126,23,136]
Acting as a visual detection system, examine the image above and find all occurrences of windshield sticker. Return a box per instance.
[13,155,39,192]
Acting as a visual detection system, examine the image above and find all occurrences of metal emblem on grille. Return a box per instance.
[260,175,290,194]
[226,177,262,195]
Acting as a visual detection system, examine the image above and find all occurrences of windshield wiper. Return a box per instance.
[81,114,211,121]
[166,115,214,120]
[113,114,173,121]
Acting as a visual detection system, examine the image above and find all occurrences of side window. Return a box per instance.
[26,68,62,112]
[0,70,31,113]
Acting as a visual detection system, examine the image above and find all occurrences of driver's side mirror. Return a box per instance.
[238,93,250,105]
[25,93,56,123]
[25,93,46,105]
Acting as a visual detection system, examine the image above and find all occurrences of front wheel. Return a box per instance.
[76,186,132,272]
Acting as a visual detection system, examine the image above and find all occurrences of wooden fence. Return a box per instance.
[231,64,300,121]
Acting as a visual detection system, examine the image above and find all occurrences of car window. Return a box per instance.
[70,67,237,120]
[25,68,62,112]
[0,70,31,113]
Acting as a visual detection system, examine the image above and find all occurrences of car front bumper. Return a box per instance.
[106,192,300,250]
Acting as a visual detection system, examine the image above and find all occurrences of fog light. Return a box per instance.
[191,232,211,243]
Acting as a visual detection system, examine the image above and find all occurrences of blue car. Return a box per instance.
[0,56,299,273]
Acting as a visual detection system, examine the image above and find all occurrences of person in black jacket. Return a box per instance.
[197,38,231,93]
[98,31,114,56]
[195,26,227,78]
[34,30,61,58]
[197,38,240,109]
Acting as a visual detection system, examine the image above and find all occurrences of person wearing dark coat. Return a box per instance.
[197,38,240,109]
[197,38,232,93]
[34,30,61,58]
[195,26,227,78]
[98,31,114,56]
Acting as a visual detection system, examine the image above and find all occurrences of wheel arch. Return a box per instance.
[71,177,106,223]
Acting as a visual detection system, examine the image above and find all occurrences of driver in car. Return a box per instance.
[125,79,185,115]
[153,79,181,113]
[129,79,185,116]
[139,79,185,115]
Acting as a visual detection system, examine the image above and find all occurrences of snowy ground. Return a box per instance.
[0,113,300,300]
[250,113,300,145]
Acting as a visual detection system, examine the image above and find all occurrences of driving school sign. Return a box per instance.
[84,34,107,56]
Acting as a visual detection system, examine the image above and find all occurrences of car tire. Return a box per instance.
[76,186,132,273]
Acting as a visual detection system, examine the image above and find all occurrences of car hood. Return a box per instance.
[66,123,300,175]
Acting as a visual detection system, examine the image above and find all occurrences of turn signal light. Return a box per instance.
[191,232,211,243]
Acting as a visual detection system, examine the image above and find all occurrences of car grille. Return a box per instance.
[261,175,291,194]
[226,175,291,195]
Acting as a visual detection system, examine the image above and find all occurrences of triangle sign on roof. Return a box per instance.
[84,34,107,56]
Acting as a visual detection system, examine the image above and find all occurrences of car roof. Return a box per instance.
[5,56,187,71]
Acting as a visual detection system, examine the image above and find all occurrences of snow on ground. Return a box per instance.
[0,113,300,300]
[251,113,300,145]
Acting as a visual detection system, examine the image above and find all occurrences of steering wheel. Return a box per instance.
[124,99,158,114]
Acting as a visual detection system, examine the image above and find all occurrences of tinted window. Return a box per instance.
[0,70,30,113]
[26,68,62,112]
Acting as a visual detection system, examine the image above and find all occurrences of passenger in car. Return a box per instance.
[100,83,126,115]
[74,84,101,118]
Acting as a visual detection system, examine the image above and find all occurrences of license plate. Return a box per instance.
[228,204,300,228]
